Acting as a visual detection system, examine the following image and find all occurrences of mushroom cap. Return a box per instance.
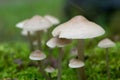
[16,19,29,29]
[29,50,46,60]
[23,15,52,31]
[52,15,105,39]
[21,30,35,36]
[69,58,85,68]
[44,15,60,25]
[98,38,115,48]
[46,37,72,48]
[45,66,55,73]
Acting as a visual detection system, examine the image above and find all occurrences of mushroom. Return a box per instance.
[98,38,115,80]
[45,66,55,73]
[44,15,60,25]
[29,50,50,80]
[23,15,52,50]
[23,15,52,31]
[98,38,115,48]
[29,50,46,60]
[45,66,55,80]
[46,37,71,80]
[46,37,72,48]
[52,15,105,80]
[69,58,84,68]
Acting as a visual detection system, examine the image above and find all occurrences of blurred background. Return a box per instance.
[0,0,120,42]
[0,0,65,42]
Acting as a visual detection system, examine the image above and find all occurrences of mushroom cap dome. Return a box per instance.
[52,15,105,39]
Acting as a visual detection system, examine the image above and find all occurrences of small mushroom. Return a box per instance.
[45,66,55,73]
[98,38,115,80]
[45,66,55,80]
[29,50,46,60]
[69,58,85,68]
[46,37,71,48]
[29,50,51,80]
[98,38,115,48]
[46,37,71,80]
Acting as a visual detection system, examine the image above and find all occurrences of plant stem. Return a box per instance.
[77,39,86,80]
[27,31,34,51]
[36,31,41,50]
[39,61,50,80]
[57,48,63,80]
[106,48,110,80]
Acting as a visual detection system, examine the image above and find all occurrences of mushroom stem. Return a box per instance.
[77,39,86,80]
[39,61,50,80]
[106,48,110,80]
[27,31,34,51]
[76,69,81,80]
[57,48,63,80]
[36,31,42,50]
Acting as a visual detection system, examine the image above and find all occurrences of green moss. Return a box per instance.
[0,42,120,79]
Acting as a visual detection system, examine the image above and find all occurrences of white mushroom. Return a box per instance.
[46,37,72,48]
[29,50,46,60]
[52,15,105,39]
[98,38,115,48]
[45,66,55,73]
[69,58,85,68]
[98,38,115,80]
[23,15,52,31]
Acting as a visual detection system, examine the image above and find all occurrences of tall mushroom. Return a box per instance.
[98,38,115,80]
[23,15,52,50]
[45,66,55,80]
[52,15,105,80]
[69,58,85,80]
[46,37,71,80]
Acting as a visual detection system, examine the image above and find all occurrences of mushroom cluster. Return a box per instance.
[16,14,60,80]
[16,14,116,80]
[98,38,115,80]
[16,15,60,50]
